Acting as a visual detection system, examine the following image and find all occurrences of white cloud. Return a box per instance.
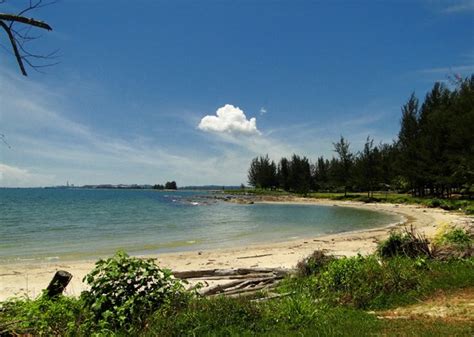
[259,107,267,115]
[198,104,260,135]
[442,0,474,13]
[0,163,55,187]
[419,64,474,74]
[0,68,271,186]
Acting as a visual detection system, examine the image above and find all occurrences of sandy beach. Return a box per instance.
[1,198,472,301]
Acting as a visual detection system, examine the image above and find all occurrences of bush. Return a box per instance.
[296,250,335,276]
[426,198,442,208]
[439,228,472,246]
[377,227,431,259]
[432,225,473,259]
[0,295,88,336]
[81,251,186,332]
[149,296,264,336]
[314,256,424,308]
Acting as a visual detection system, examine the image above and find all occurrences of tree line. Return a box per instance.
[248,75,474,198]
[153,181,177,190]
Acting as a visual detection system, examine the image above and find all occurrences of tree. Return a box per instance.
[288,154,312,195]
[277,157,290,191]
[165,181,177,190]
[397,93,422,196]
[313,156,330,190]
[247,155,277,189]
[333,136,353,196]
[356,136,379,198]
[0,0,56,76]
[449,75,474,197]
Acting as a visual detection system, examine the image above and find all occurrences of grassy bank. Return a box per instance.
[1,258,472,336]
[1,227,472,336]
[226,189,474,214]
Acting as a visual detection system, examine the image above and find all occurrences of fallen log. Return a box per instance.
[173,267,290,279]
[199,279,247,296]
[214,283,274,297]
[202,275,284,297]
[189,273,277,281]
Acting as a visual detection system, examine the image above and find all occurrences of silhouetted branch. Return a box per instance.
[0,20,26,75]
[0,134,11,149]
[0,0,55,75]
[0,13,52,30]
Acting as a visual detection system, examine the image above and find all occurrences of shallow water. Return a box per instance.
[0,188,401,262]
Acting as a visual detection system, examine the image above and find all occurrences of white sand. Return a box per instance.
[1,198,471,301]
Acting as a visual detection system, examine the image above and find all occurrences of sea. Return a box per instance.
[0,188,402,263]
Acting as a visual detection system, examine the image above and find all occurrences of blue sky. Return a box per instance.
[1,0,473,187]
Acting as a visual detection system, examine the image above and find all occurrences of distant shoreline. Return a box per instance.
[1,198,471,301]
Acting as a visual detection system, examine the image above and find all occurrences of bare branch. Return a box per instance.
[0,20,27,75]
[0,13,52,30]
[0,134,12,149]
[0,0,55,75]
[16,0,57,18]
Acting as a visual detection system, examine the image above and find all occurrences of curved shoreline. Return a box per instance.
[0,198,471,301]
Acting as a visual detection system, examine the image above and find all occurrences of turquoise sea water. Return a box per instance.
[0,189,402,263]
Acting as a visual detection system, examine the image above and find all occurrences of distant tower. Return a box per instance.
[66,181,69,187]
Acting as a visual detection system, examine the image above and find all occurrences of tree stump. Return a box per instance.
[45,270,72,298]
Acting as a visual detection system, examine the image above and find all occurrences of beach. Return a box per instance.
[1,198,471,301]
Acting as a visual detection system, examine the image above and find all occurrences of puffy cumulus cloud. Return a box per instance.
[198,104,260,135]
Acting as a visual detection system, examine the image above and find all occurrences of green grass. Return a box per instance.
[308,192,474,209]
[224,189,474,213]
[223,188,291,196]
[2,257,473,336]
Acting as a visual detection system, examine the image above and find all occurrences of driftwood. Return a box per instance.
[199,279,248,296]
[190,273,278,281]
[45,270,72,298]
[177,267,291,297]
[236,253,273,259]
[173,267,290,279]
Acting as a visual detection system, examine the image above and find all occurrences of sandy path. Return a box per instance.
[1,199,471,301]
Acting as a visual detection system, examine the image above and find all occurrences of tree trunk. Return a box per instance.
[45,270,72,298]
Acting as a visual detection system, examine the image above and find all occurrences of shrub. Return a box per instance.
[81,250,186,332]
[438,228,472,246]
[377,227,431,259]
[426,199,442,208]
[296,250,335,276]
[314,256,424,308]
[432,225,473,259]
[0,295,88,336]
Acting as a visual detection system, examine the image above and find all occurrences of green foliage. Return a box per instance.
[165,181,177,190]
[81,251,186,331]
[1,256,473,336]
[314,255,425,308]
[0,295,89,336]
[246,75,474,199]
[148,296,265,336]
[296,250,335,276]
[465,205,474,215]
[434,226,472,251]
[377,228,431,259]
[440,228,471,246]
[247,155,278,189]
[147,293,383,336]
